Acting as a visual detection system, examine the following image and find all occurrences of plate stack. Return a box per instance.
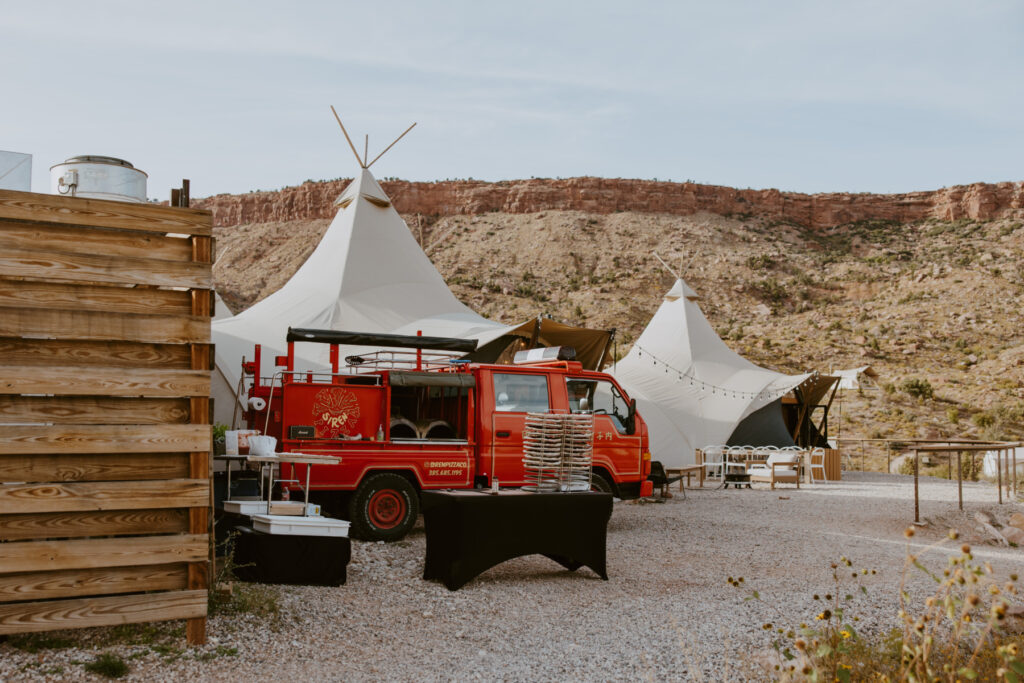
[522,412,594,492]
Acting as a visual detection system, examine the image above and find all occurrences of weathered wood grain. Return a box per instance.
[0,478,208,514]
[0,221,194,261]
[0,396,190,424]
[0,367,209,397]
[0,425,210,454]
[0,339,191,368]
[0,453,190,482]
[0,279,192,315]
[0,306,209,344]
[0,564,187,603]
[0,589,207,635]
[0,246,211,289]
[0,509,188,542]
[0,534,207,574]
[0,190,211,236]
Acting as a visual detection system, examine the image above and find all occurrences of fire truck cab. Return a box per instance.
[243,328,653,541]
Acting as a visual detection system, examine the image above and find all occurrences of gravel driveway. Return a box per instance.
[2,472,1020,682]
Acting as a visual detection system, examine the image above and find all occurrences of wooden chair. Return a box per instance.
[809,447,827,483]
[746,452,801,490]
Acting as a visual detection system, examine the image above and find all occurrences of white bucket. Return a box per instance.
[248,436,277,456]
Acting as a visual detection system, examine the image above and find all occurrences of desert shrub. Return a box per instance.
[750,277,788,304]
[746,254,776,270]
[901,378,934,400]
[740,531,1023,681]
[946,407,960,425]
[973,412,996,429]
[883,382,897,396]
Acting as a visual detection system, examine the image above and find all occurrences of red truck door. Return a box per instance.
[565,376,643,481]
[486,371,553,486]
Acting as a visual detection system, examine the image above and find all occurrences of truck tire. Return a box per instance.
[590,471,613,495]
[349,473,419,542]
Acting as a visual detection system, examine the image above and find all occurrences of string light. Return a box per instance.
[630,343,818,401]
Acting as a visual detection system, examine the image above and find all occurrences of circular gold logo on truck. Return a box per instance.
[312,388,361,438]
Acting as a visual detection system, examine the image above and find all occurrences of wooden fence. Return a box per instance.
[0,190,213,644]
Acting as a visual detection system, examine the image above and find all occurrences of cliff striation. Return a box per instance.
[195,177,1024,229]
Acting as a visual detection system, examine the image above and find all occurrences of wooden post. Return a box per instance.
[913,449,920,524]
[997,448,1003,505]
[886,442,891,474]
[1013,448,1018,498]
[186,234,212,646]
[956,451,963,511]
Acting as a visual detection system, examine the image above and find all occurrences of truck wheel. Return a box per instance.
[349,473,419,542]
[591,472,613,495]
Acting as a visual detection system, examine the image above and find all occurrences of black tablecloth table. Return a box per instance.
[421,490,613,591]
[231,525,351,586]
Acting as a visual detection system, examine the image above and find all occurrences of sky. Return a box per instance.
[1,1,1021,200]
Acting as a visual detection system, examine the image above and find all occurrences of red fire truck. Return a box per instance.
[242,328,653,541]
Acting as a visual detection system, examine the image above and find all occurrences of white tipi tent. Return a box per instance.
[211,168,512,423]
[211,166,612,424]
[612,279,813,468]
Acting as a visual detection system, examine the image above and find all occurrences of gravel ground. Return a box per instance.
[1,472,1020,682]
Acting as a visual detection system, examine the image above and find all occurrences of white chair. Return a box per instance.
[725,446,751,475]
[700,445,728,483]
[809,447,827,484]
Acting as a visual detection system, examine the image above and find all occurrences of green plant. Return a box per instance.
[947,407,960,425]
[84,653,129,679]
[901,378,934,401]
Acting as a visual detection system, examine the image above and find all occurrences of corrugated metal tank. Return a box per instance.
[49,155,148,203]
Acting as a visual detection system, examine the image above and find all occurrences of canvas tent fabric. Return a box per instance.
[831,366,878,390]
[211,168,610,424]
[611,278,814,468]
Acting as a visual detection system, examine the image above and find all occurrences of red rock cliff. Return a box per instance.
[194,177,1024,229]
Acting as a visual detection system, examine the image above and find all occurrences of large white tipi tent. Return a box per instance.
[612,278,817,468]
[212,166,611,424]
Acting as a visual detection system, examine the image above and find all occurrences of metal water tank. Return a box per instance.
[49,155,148,203]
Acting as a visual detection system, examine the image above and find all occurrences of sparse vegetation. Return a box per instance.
[84,653,129,679]
[901,378,934,401]
[741,533,1023,681]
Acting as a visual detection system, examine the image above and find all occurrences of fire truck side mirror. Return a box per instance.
[625,398,637,435]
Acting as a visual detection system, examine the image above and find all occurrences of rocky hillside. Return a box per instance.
[196,177,1024,229]
[202,177,1024,452]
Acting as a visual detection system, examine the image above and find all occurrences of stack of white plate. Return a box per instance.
[522,412,594,492]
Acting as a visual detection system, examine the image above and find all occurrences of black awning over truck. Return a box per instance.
[389,371,475,388]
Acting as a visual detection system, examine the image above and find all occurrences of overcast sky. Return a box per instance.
[2,1,1021,199]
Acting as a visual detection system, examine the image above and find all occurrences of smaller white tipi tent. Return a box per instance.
[612,279,813,468]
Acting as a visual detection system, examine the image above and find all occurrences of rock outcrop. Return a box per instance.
[195,177,1024,229]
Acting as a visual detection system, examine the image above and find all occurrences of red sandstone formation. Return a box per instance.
[194,177,1024,229]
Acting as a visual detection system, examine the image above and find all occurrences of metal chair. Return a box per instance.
[701,445,728,482]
